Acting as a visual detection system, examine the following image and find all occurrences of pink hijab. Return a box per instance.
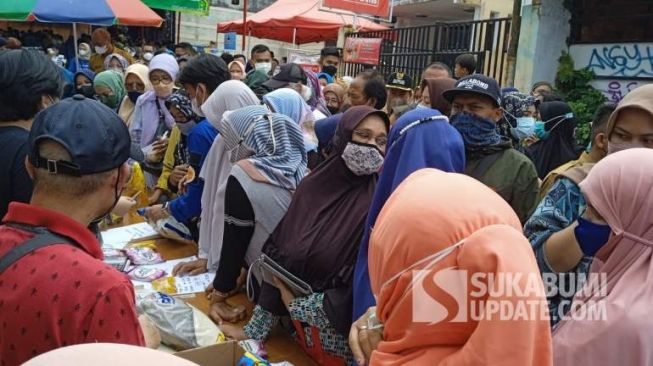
[553,148,653,365]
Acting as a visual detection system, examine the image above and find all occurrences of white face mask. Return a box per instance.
[143,52,154,61]
[255,62,272,74]
[78,48,90,58]
[300,84,312,102]
[94,45,108,55]
[191,98,204,117]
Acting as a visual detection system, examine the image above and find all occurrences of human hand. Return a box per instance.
[148,188,163,205]
[208,294,247,325]
[168,164,189,188]
[349,306,383,366]
[112,196,137,216]
[145,139,168,163]
[144,204,168,222]
[273,276,296,308]
[172,258,208,276]
[220,323,248,341]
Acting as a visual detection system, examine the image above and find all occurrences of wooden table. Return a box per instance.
[153,237,318,366]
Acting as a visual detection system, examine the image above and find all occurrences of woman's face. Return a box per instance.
[352,115,388,153]
[150,69,174,98]
[324,91,340,109]
[319,78,328,88]
[109,57,123,71]
[169,106,189,124]
[230,64,244,80]
[125,73,145,93]
[610,108,653,149]
[75,75,92,89]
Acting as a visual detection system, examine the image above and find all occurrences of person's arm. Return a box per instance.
[513,159,541,223]
[243,305,280,341]
[212,176,255,293]
[288,292,332,330]
[84,284,145,346]
[156,127,181,192]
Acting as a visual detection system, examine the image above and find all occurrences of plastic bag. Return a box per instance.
[125,247,164,265]
[136,292,224,350]
[154,215,194,244]
[128,267,166,282]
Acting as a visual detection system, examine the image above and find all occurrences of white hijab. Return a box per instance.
[198,81,260,270]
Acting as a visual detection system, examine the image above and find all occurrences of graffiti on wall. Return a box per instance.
[590,79,652,103]
[570,43,653,78]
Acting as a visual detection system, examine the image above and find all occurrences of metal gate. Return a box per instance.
[343,17,512,87]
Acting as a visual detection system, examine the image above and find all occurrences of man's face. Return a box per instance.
[451,93,502,122]
[387,88,412,108]
[252,51,272,64]
[143,46,155,54]
[175,47,188,57]
[235,56,247,65]
[422,67,449,80]
[321,55,339,68]
[347,78,367,106]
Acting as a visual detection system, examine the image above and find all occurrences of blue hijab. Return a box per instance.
[314,113,342,155]
[352,108,467,320]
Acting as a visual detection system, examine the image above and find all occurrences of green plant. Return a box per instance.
[555,50,607,146]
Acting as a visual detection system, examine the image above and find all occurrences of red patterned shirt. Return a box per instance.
[0,202,145,366]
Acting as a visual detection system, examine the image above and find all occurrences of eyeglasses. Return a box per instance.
[150,77,173,85]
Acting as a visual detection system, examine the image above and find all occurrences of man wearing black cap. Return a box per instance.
[386,71,415,124]
[0,96,146,365]
[262,62,310,98]
[443,74,539,222]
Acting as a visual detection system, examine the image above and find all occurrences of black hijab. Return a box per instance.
[526,101,579,179]
[258,106,389,336]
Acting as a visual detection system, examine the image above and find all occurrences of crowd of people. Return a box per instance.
[1,25,653,366]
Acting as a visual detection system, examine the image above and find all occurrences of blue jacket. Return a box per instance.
[168,119,218,224]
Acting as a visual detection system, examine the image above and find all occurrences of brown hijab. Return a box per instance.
[422,77,457,116]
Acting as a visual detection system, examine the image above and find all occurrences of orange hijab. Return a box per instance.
[368,169,552,366]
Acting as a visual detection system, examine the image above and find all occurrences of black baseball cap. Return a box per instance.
[386,72,413,91]
[28,95,131,177]
[443,74,502,107]
[263,63,307,89]
[321,46,341,58]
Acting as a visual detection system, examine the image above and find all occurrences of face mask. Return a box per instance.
[110,67,124,74]
[95,45,108,55]
[574,216,612,256]
[451,111,501,148]
[327,106,340,115]
[76,85,95,99]
[153,83,174,98]
[301,84,313,102]
[322,65,338,77]
[534,121,549,140]
[607,141,644,154]
[341,142,384,176]
[510,116,536,141]
[128,91,143,104]
[78,48,90,59]
[177,121,197,135]
[143,52,154,61]
[97,93,120,109]
[255,62,272,74]
[191,97,205,117]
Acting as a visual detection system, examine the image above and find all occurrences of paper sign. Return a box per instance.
[101,222,159,249]
[131,256,215,295]
[323,0,390,18]
[343,37,382,65]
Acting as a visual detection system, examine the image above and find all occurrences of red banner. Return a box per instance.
[343,37,382,65]
[323,0,390,18]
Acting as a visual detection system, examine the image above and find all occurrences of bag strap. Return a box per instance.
[0,230,75,275]
[470,150,504,178]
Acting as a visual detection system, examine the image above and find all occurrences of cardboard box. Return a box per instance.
[174,341,246,366]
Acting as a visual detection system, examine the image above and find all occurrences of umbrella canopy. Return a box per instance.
[0,0,163,27]
[218,0,388,44]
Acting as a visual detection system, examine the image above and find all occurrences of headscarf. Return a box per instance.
[220,105,307,190]
[553,148,653,365]
[315,113,342,157]
[368,169,552,366]
[103,53,129,71]
[262,88,317,151]
[605,84,653,139]
[525,101,579,179]
[94,70,126,109]
[131,54,178,147]
[352,108,466,320]
[245,70,270,99]
[165,89,195,121]
[73,69,96,86]
[118,63,151,127]
[421,78,456,116]
[258,105,390,336]
[499,92,536,143]
[228,60,246,78]
[306,71,330,116]
[198,81,260,271]
[316,72,334,84]
[323,83,345,105]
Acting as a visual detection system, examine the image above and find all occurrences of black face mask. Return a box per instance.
[327,106,340,115]
[128,91,143,104]
[322,65,338,77]
[76,85,95,99]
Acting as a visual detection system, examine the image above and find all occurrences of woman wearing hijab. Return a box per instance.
[525,101,579,179]
[499,92,537,151]
[207,105,307,323]
[94,70,126,111]
[361,169,552,366]
[221,106,390,366]
[323,83,345,115]
[228,60,246,81]
[73,69,96,99]
[306,71,331,118]
[103,53,130,73]
[315,113,343,164]
[419,78,456,116]
[552,148,653,365]
[171,81,261,276]
[351,108,466,321]
[130,54,179,186]
[118,64,152,127]
[67,42,92,74]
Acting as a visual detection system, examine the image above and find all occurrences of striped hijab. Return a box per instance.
[221,105,307,190]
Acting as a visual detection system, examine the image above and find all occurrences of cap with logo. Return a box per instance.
[28,95,131,177]
[386,72,413,91]
[442,74,502,107]
[263,63,307,89]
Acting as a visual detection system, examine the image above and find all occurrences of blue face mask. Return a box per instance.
[510,116,536,141]
[574,216,612,256]
[451,111,502,148]
[534,121,549,140]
